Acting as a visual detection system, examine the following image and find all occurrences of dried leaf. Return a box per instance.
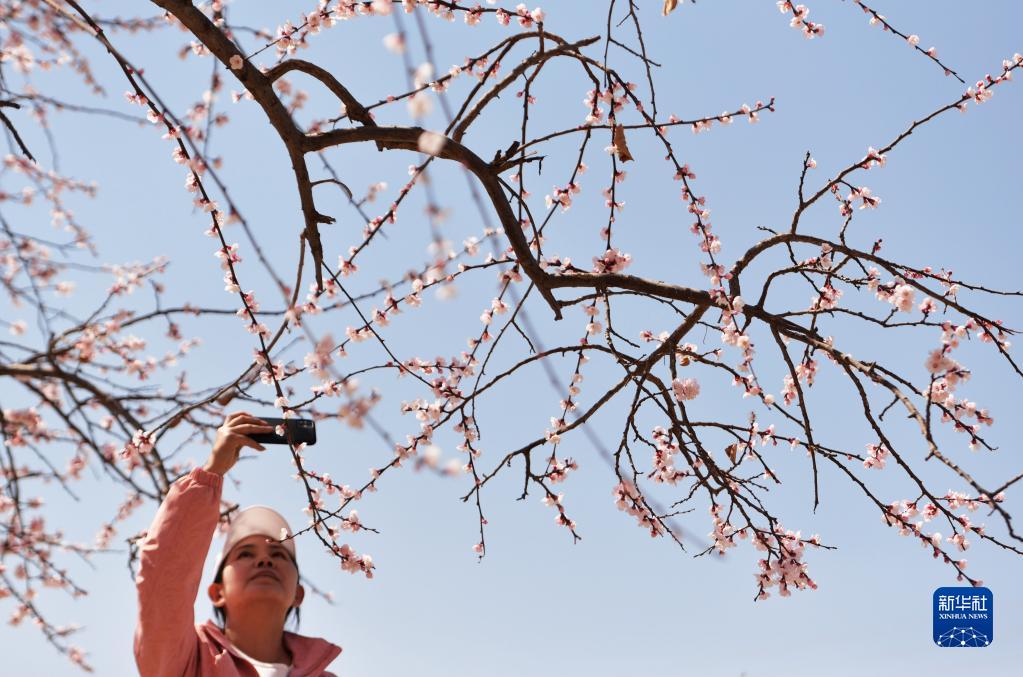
[612,124,634,163]
[725,443,739,464]
[663,0,679,16]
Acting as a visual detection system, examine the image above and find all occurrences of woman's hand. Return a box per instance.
[202,412,274,476]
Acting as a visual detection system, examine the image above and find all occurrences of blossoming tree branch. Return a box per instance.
[1,0,1021,669]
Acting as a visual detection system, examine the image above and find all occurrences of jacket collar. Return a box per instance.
[283,628,343,675]
[200,620,342,676]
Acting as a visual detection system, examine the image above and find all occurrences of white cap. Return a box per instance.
[215,505,296,572]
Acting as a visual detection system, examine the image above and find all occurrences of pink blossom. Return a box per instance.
[864,146,887,168]
[924,348,955,374]
[968,82,993,104]
[382,33,405,53]
[862,443,889,470]
[613,481,664,537]
[417,131,446,156]
[810,284,842,311]
[591,248,632,274]
[672,377,700,402]
[781,375,798,405]
[542,493,563,507]
[891,283,915,312]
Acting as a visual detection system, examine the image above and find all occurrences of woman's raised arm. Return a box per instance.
[133,412,271,676]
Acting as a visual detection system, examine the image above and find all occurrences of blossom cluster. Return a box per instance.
[777,2,825,39]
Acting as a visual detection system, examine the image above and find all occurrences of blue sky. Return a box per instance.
[2,1,1022,674]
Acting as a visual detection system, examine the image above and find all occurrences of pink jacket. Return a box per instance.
[134,467,342,676]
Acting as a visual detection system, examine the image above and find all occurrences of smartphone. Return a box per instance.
[249,417,317,446]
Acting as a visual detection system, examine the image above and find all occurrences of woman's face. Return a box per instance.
[208,534,304,621]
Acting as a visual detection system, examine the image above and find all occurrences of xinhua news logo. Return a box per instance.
[933,587,993,647]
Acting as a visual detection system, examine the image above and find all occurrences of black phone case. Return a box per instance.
[250,417,317,446]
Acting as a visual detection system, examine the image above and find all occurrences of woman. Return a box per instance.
[134,411,342,676]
